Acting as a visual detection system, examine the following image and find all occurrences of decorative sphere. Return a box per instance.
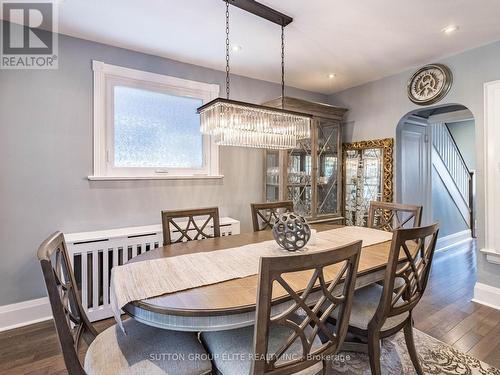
[272,213,311,251]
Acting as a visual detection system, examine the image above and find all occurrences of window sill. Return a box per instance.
[480,248,500,265]
[87,175,224,181]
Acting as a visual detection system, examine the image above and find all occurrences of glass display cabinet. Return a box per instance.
[265,150,280,202]
[263,97,347,222]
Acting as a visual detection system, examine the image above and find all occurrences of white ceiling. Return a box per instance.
[54,1,500,93]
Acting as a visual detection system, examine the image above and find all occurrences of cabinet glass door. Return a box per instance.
[287,139,312,216]
[265,151,280,202]
[317,121,340,216]
[263,116,343,221]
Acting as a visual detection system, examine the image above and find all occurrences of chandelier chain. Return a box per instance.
[225,0,230,99]
[281,24,285,109]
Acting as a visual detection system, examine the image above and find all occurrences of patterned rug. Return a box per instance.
[327,329,500,374]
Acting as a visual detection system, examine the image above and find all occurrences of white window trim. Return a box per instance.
[482,79,500,264]
[89,60,222,180]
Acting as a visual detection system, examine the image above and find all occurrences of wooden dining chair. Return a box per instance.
[37,231,212,375]
[201,240,362,375]
[162,207,220,245]
[251,201,294,232]
[330,223,439,375]
[367,201,423,231]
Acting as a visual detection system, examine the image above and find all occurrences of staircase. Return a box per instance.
[430,122,474,236]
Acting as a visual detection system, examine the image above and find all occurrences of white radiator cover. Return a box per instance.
[65,217,240,321]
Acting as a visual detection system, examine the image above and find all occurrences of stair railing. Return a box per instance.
[431,122,474,236]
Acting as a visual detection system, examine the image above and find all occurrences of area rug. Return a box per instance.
[327,329,500,374]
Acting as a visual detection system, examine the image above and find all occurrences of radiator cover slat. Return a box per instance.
[65,217,240,321]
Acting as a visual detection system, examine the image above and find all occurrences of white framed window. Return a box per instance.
[90,61,221,180]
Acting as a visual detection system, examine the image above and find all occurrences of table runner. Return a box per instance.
[110,226,393,331]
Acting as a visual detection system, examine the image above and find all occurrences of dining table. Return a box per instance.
[120,223,403,332]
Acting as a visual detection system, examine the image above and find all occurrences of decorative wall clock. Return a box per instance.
[407,64,453,105]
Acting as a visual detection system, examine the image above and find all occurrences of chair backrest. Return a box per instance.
[37,232,97,375]
[367,201,422,231]
[161,207,221,245]
[251,201,294,232]
[369,224,439,332]
[252,241,362,375]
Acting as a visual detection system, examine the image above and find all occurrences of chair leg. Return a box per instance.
[322,359,329,375]
[404,320,424,375]
[367,331,382,375]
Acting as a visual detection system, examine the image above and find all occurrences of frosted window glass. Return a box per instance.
[113,86,204,168]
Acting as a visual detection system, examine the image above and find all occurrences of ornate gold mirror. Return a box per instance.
[343,138,394,226]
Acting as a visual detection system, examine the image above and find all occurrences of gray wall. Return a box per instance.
[328,40,500,289]
[431,168,468,237]
[447,120,476,171]
[0,28,327,306]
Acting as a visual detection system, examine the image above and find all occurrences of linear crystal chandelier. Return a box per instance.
[197,0,311,150]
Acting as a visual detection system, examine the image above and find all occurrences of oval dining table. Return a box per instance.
[122,223,396,332]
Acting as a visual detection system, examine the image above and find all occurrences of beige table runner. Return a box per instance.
[110,226,393,330]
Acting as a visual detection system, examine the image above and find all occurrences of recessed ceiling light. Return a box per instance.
[328,73,336,79]
[442,25,459,34]
[232,45,242,52]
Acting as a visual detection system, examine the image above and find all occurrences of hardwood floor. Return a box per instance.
[413,240,500,369]
[0,240,499,374]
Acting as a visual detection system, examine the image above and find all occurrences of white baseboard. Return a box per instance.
[472,282,500,310]
[436,229,472,252]
[0,297,52,332]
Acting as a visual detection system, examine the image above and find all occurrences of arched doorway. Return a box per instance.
[396,104,476,247]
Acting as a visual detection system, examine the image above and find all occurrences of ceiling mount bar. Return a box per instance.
[224,0,293,26]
